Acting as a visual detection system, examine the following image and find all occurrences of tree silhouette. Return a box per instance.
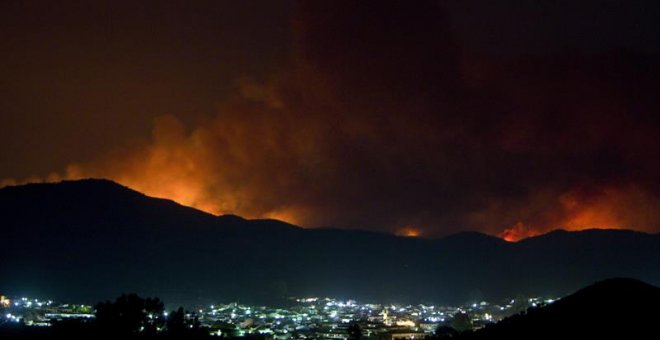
[510,294,529,316]
[95,293,164,336]
[144,296,165,335]
[347,321,362,340]
[167,307,190,336]
[434,325,459,339]
[450,312,472,333]
[165,307,208,337]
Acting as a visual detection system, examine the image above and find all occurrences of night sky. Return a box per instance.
[1,0,659,239]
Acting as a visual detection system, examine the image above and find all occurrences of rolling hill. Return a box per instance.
[464,278,660,338]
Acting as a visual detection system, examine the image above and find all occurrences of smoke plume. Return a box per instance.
[5,1,660,239]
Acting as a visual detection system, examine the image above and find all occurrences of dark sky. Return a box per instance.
[1,0,659,239]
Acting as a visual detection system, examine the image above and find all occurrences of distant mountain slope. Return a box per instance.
[1,180,659,307]
[465,278,660,338]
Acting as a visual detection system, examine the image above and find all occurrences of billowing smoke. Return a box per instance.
[5,1,660,239]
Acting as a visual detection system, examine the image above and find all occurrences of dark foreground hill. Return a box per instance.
[462,278,660,339]
[1,180,659,307]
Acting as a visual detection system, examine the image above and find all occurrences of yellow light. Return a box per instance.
[0,296,10,308]
[396,320,416,327]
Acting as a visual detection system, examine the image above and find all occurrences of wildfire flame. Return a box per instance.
[499,222,541,242]
[397,226,421,237]
[498,185,649,242]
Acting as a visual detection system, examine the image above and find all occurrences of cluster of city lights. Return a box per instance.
[0,293,558,338]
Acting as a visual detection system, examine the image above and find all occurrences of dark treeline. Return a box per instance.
[0,293,215,339]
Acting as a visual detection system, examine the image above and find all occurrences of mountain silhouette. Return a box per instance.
[1,179,659,307]
[464,278,660,339]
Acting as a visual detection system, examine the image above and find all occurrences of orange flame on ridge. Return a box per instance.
[499,222,541,242]
[498,185,652,242]
[397,226,421,237]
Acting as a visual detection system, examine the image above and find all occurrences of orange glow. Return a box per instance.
[120,175,223,215]
[397,226,421,237]
[263,208,302,226]
[498,185,651,242]
[557,190,623,231]
[499,222,541,242]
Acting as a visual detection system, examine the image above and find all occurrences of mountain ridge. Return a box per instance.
[1,179,658,307]
[4,178,655,241]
